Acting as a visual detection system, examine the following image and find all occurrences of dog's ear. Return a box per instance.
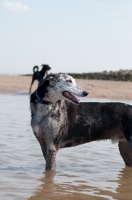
[49,77,55,86]
[49,74,61,86]
[47,74,55,85]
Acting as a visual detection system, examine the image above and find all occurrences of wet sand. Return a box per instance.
[1,75,132,100]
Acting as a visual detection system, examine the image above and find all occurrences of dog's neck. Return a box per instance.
[30,84,60,105]
[35,89,52,105]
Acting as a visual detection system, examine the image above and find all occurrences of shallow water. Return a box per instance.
[0,93,132,200]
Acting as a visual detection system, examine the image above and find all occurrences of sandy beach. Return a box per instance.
[1,75,132,100]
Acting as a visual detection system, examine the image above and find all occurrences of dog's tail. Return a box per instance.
[33,66,39,73]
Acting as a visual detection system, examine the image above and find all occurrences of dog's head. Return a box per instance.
[37,73,88,105]
[41,64,51,71]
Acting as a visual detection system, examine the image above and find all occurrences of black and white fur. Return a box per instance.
[30,73,132,170]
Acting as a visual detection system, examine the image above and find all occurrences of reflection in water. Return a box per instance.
[29,167,132,200]
[29,170,104,200]
[116,167,132,199]
[0,93,132,200]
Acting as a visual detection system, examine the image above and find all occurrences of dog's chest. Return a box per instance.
[31,104,68,138]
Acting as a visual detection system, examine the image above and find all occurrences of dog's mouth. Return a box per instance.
[62,91,79,104]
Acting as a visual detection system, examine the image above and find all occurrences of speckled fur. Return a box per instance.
[30,73,132,170]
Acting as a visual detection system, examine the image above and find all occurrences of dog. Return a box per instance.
[30,73,132,170]
[29,64,51,93]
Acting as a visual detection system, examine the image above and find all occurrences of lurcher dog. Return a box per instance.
[30,73,132,170]
[29,64,51,93]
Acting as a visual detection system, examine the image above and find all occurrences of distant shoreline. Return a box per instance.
[21,69,132,82]
[69,70,132,81]
[1,74,132,100]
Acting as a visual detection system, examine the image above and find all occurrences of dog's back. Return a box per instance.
[60,102,132,148]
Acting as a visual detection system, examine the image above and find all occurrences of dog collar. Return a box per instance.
[35,90,52,105]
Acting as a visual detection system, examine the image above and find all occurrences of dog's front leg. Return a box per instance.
[38,138,47,159]
[38,139,57,170]
[45,144,58,170]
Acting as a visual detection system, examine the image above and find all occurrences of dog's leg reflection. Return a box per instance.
[43,170,56,184]
[118,140,132,167]
[38,170,56,198]
[28,170,56,200]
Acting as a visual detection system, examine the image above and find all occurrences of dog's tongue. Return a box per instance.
[63,91,79,104]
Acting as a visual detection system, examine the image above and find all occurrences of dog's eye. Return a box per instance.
[67,80,72,83]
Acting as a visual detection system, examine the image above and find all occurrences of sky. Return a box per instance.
[1,0,132,75]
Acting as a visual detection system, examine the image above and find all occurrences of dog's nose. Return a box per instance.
[83,91,88,96]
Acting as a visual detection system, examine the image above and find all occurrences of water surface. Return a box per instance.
[0,93,132,200]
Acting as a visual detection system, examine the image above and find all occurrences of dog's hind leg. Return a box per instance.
[118,140,132,167]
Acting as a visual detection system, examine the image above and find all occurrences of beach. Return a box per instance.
[1,74,132,100]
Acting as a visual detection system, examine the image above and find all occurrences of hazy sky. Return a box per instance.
[1,0,132,75]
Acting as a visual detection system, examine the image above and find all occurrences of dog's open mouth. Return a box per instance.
[62,91,79,104]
